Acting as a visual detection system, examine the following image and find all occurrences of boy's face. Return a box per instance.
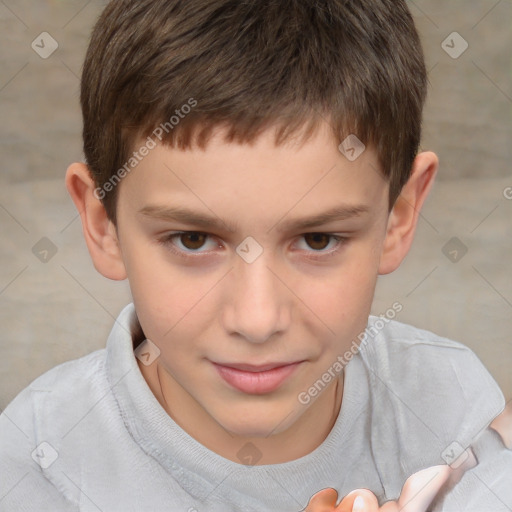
[113,122,392,439]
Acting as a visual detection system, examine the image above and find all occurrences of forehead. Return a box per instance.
[117,123,389,228]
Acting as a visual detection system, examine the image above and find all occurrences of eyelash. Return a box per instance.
[157,231,348,261]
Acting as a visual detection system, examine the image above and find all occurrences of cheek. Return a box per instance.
[296,243,381,336]
[313,239,381,294]
[120,242,190,337]
[125,247,224,347]
[303,269,375,322]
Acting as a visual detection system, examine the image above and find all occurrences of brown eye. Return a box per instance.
[158,231,221,259]
[304,233,331,251]
[179,232,208,250]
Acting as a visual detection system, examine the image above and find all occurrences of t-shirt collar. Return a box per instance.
[106,303,363,510]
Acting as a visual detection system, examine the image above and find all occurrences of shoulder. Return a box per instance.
[13,347,106,407]
[361,315,503,410]
[0,348,107,450]
[363,314,482,360]
[358,316,506,488]
[0,349,108,508]
[31,347,106,391]
[360,316,505,420]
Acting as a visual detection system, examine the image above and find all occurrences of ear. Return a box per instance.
[378,151,439,275]
[65,163,127,280]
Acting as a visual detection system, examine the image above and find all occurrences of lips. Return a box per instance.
[217,362,297,372]
[212,361,302,394]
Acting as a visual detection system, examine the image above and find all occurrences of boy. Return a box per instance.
[1,0,511,510]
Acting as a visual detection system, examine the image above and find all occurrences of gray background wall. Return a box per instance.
[0,0,511,409]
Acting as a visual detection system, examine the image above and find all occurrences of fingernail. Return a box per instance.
[353,495,365,511]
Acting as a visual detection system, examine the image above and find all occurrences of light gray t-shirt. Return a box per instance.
[1,303,511,511]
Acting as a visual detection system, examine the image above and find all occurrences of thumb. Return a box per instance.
[336,489,379,511]
[305,488,339,511]
[398,465,452,512]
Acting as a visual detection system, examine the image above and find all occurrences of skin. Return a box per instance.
[66,121,438,503]
[304,464,455,511]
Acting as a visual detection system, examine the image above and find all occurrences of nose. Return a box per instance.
[223,254,290,344]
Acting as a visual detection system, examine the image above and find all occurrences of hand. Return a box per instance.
[490,402,512,449]
[304,463,463,512]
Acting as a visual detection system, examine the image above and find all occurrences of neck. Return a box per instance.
[138,359,344,464]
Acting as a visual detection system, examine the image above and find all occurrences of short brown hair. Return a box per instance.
[81,0,428,223]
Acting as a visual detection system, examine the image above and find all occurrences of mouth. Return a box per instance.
[211,361,303,395]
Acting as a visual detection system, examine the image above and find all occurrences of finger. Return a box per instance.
[335,489,379,512]
[379,500,400,512]
[398,465,452,512]
[490,403,512,449]
[304,488,339,511]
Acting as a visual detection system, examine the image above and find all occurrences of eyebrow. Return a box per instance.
[138,204,370,234]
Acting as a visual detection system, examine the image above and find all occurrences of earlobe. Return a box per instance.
[378,151,439,275]
[65,163,127,281]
